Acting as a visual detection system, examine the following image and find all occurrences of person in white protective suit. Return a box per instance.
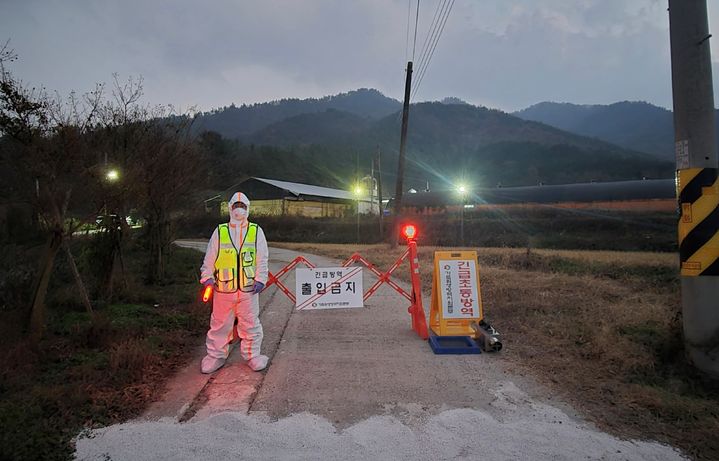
[199,192,270,374]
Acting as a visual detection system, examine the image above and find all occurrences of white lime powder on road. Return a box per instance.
[75,382,685,461]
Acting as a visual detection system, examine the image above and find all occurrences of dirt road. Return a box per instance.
[74,244,686,460]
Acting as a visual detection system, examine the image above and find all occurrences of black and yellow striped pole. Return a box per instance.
[669,0,719,377]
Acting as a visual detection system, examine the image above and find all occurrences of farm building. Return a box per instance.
[396,178,676,214]
[213,177,379,218]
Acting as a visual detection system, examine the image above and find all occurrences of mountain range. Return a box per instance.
[194,89,678,190]
[514,101,719,162]
[194,88,401,139]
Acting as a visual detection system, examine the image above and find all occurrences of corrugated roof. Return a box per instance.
[400,179,676,207]
[252,177,360,201]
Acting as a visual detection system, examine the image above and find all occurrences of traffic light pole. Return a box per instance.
[669,0,719,377]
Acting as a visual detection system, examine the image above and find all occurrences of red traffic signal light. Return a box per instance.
[402,224,418,240]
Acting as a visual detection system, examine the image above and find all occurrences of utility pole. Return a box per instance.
[392,61,413,247]
[669,0,719,377]
[376,146,384,237]
[356,150,360,244]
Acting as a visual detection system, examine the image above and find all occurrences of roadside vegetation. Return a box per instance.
[0,45,212,460]
[0,239,206,461]
[178,207,677,252]
[274,242,718,461]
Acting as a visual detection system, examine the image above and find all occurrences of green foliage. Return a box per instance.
[200,135,355,189]
[0,237,206,461]
[176,207,677,253]
[0,243,36,313]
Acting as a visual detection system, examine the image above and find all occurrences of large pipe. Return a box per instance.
[471,321,502,352]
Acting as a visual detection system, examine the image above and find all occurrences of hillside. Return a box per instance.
[193,88,400,139]
[247,109,372,146]
[515,101,719,162]
[200,99,674,190]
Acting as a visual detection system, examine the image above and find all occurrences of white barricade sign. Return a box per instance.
[295,267,364,310]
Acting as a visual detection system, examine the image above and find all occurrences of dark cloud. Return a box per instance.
[2,0,718,112]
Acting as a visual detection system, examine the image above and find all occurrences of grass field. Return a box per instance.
[273,242,718,461]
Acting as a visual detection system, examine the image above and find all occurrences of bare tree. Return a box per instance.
[98,76,205,283]
[1,44,103,341]
[1,46,206,339]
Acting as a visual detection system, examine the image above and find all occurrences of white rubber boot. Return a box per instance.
[247,355,269,371]
[201,355,226,374]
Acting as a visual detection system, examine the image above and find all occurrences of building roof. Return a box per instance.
[250,177,369,202]
[399,178,676,207]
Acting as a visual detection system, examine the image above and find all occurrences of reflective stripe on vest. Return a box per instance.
[214,222,258,293]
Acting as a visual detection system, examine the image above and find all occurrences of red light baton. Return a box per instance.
[202,284,213,303]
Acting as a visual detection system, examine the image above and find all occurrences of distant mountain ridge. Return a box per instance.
[193,88,401,139]
[193,89,675,188]
[515,101,719,162]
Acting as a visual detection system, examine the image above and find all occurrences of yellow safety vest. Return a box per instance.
[214,222,258,293]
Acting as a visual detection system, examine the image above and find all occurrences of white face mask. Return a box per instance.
[231,208,248,221]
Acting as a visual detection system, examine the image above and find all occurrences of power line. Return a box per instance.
[405,0,411,63]
[412,0,420,61]
[413,0,447,81]
[411,0,454,102]
[412,0,453,101]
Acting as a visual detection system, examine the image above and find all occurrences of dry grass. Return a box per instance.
[273,242,718,461]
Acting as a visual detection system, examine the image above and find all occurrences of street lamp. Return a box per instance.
[353,184,364,243]
[456,183,468,246]
[106,169,120,182]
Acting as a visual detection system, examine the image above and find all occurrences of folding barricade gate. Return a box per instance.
[260,225,501,352]
[263,230,430,340]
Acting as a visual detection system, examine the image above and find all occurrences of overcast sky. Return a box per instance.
[2,0,719,113]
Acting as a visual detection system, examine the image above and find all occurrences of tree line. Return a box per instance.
[0,43,204,342]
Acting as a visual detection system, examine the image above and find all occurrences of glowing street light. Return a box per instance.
[106,169,120,182]
[353,184,364,243]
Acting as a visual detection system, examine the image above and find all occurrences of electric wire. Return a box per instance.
[412,0,454,101]
[412,0,447,81]
[412,0,420,60]
[405,0,411,63]
[398,0,414,124]
[412,0,448,92]
[411,0,454,102]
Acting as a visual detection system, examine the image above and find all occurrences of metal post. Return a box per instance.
[407,238,429,339]
[392,61,413,247]
[669,0,719,376]
[460,200,465,246]
[356,150,361,244]
[377,146,384,237]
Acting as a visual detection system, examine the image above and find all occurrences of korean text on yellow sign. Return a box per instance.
[429,251,484,336]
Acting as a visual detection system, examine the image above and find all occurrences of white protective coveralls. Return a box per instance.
[200,192,269,373]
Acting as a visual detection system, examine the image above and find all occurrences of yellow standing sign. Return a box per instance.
[429,250,484,336]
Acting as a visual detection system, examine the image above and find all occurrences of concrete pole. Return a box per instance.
[669,0,719,377]
[392,61,413,247]
[460,198,464,246]
[376,146,384,237]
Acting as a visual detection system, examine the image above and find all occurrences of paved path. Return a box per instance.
[74,242,687,460]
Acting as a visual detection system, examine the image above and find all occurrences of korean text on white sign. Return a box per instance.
[295,267,363,310]
[438,260,480,319]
